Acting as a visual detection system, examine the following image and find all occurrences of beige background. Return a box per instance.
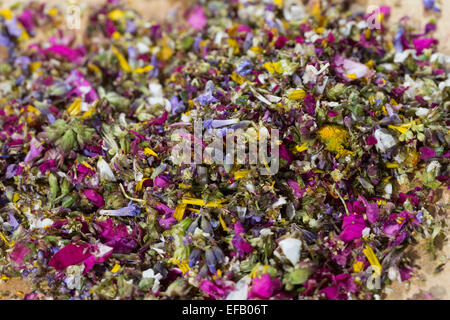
[0,0,448,300]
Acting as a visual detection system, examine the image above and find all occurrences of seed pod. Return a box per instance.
[212,246,225,264]
[186,218,199,235]
[49,173,59,199]
[204,248,217,274]
[61,195,76,208]
[198,264,209,278]
[200,217,214,236]
[188,248,202,268]
[60,178,71,196]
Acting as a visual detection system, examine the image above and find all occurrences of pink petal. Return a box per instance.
[333,55,375,81]
[412,38,437,54]
[187,5,207,31]
[83,189,104,207]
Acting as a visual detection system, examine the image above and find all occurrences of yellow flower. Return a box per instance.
[169,258,190,274]
[0,9,13,20]
[108,9,125,21]
[317,124,349,152]
[158,45,174,61]
[227,38,240,54]
[288,89,306,100]
[386,162,398,168]
[353,261,364,273]
[231,72,246,85]
[234,170,249,180]
[250,46,264,54]
[264,61,283,74]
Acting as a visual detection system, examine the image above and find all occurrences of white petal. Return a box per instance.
[279,238,302,265]
[226,276,251,300]
[97,158,116,182]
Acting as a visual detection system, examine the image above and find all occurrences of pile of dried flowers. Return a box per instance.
[0,0,448,300]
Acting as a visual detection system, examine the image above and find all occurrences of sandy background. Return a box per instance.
[0,0,448,300]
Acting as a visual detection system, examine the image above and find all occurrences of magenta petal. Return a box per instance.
[288,180,306,198]
[81,244,113,273]
[366,135,378,145]
[233,220,245,235]
[18,9,34,34]
[232,234,253,258]
[48,243,113,272]
[339,213,367,242]
[24,139,43,163]
[358,195,379,224]
[278,144,293,163]
[199,280,227,299]
[304,94,316,115]
[10,242,32,267]
[419,146,436,160]
[83,189,104,207]
[154,174,171,188]
[365,203,379,224]
[39,159,57,174]
[328,110,338,117]
[382,211,410,236]
[275,36,288,49]
[412,38,437,54]
[321,285,339,300]
[158,216,177,229]
[236,24,252,33]
[48,243,91,270]
[250,274,274,299]
[153,203,174,216]
[45,45,81,62]
[67,70,99,103]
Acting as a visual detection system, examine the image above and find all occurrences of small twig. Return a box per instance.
[119,183,146,204]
